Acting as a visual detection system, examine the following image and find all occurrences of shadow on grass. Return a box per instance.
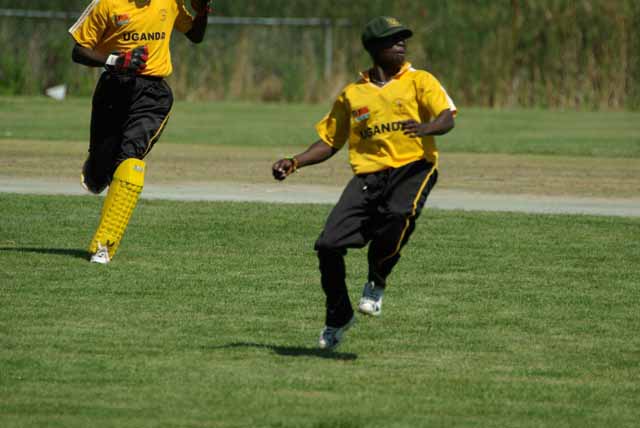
[208,342,358,361]
[0,247,88,260]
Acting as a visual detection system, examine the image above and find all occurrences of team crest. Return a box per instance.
[392,98,407,114]
[159,9,168,21]
[352,107,371,122]
[114,14,130,26]
[385,17,401,27]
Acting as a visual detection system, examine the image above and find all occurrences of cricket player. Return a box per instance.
[69,0,211,264]
[272,16,457,350]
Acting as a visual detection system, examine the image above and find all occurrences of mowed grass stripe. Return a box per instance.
[1,96,639,157]
[1,193,639,427]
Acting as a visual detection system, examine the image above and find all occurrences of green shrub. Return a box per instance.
[0,0,637,109]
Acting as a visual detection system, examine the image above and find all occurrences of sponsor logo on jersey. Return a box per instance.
[352,107,371,122]
[123,32,167,41]
[359,121,404,139]
[114,14,130,26]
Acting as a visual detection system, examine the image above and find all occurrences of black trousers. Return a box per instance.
[84,71,173,189]
[314,159,438,327]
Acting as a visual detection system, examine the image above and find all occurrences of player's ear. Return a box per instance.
[367,46,384,64]
[364,42,377,60]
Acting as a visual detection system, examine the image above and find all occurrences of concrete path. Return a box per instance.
[1,177,639,218]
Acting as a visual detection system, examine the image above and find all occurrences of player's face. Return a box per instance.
[371,35,407,68]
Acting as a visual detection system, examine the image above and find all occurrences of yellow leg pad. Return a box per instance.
[88,158,146,258]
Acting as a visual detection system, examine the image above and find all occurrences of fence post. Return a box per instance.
[324,19,333,80]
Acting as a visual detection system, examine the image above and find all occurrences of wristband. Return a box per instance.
[287,157,299,173]
[105,54,118,67]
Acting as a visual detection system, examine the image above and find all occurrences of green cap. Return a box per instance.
[362,16,413,47]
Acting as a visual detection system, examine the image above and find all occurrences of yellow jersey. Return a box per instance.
[69,0,194,77]
[316,62,457,175]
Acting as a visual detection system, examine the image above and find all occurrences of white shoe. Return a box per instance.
[358,281,384,316]
[90,243,111,264]
[318,315,356,350]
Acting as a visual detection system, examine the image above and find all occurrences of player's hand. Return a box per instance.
[272,158,297,181]
[191,0,213,15]
[107,46,148,74]
[401,119,430,138]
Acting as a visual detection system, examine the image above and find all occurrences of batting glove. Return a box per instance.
[106,46,149,74]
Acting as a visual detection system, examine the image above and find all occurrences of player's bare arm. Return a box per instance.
[401,109,455,138]
[72,43,149,73]
[72,44,109,68]
[185,0,212,43]
[272,140,338,181]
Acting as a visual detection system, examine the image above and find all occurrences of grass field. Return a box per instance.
[2,97,640,157]
[1,97,640,426]
[1,97,640,198]
[1,193,639,427]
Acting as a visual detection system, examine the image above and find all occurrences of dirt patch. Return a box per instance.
[439,153,640,198]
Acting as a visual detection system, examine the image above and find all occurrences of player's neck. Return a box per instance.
[370,63,402,86]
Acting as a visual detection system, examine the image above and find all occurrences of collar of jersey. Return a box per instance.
[360,62,412,86]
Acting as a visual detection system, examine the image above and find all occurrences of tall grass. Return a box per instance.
[0,0,638,109]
